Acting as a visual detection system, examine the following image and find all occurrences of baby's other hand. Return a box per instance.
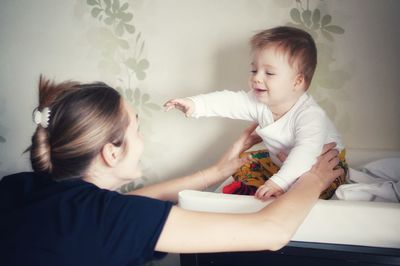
[163,98,194,117]
[255,180,284,201]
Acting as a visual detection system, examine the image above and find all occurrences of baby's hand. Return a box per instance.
[255,180,284,201]
[163,98,194,117]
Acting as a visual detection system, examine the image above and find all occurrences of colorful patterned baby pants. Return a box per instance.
[222,149,348,199]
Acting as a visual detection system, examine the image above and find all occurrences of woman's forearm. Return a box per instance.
[256,173,322,243]
[129,165,225,202]
[155,173,324,253]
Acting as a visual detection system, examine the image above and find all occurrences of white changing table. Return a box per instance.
[179,149,400,265]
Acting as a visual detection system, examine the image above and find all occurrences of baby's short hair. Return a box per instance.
[250,26,317,89]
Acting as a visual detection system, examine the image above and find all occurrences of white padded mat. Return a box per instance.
[178,190,400,248]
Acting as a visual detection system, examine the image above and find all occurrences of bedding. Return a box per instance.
[334,157,400,202]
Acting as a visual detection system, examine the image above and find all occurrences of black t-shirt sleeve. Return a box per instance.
[96,191,173,265]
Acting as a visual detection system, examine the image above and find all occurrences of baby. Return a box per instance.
[164,26,347,200]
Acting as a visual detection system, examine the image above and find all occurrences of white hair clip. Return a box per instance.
[33,107,51,128]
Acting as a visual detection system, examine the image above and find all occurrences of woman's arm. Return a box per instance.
[130,123,262,202]
[155,145,343,253]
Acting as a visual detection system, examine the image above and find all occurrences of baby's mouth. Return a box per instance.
[253,87,269,94]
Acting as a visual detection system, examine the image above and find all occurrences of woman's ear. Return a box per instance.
[293,73,306,91]
[101,143,121,167]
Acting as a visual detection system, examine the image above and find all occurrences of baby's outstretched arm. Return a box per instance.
[164,98,194,117]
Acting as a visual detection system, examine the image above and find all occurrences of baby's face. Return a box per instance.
[249,45,303,108]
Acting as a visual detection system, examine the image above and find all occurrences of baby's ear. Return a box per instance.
[293,73,306,91]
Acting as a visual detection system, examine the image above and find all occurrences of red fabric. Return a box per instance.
[222,181,258,195]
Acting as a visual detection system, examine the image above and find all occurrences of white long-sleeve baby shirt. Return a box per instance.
[189,90,344,191]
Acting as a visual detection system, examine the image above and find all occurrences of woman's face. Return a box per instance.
[115,100,144,182]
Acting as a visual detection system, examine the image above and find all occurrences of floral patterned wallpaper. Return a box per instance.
[285,0,352,132]
[84,0,160,118]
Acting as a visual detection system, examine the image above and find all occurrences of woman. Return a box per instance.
[0,76,343,266]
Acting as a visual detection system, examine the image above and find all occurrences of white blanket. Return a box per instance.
[334,157,400,202]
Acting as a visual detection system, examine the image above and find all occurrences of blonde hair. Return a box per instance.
[28,75,130,180]
[250,26,317,89]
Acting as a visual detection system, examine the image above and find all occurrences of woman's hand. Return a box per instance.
[277,142,343,192]
[304,142,344,192]
[215,123,262,179]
